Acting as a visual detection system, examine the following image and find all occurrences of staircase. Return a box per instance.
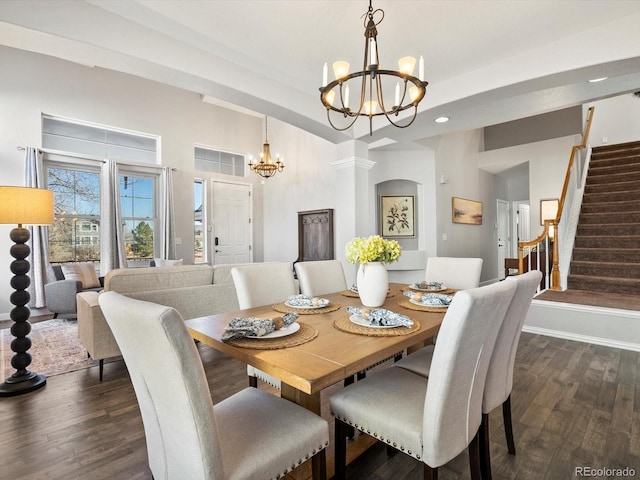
[567,140,640,294]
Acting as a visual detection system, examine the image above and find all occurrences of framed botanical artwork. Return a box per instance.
[452,197,483,225]
[540,198,559,225]
[380,195,415,237]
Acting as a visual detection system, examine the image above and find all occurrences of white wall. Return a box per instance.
[260,118,338,263]
[587,93,640,147]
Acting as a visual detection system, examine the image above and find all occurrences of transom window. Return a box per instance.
[43,115,159,164]
[195,146,245,177]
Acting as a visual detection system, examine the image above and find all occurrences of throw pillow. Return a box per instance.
[61,263,101,289]
[154,258,183,267]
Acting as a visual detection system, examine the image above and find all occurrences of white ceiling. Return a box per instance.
[2,0,640,150]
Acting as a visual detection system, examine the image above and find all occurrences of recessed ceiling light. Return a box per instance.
[435,116,449,123]
[588,77,608,83]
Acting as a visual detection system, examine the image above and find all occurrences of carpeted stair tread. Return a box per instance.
[583,190,640,203]
[588,162,640,177]
[577,223,640,236]
[573,247,639,263]
[567,274,640,296]
[591,141,640,157]
[580,199,640,213]
[586,170,640,185]
[579,211,640,224]
[574,235,640,249]
[590,156,640,169]
[570,260,640,277]
[585,179,640,194]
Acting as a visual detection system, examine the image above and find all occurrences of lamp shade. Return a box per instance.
[0,186,54,225]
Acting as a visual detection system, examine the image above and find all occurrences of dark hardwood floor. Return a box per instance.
[1,332,639,480]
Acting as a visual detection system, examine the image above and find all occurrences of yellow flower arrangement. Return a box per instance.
[345,235,402,264]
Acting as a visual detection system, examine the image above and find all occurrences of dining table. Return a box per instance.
[185,282,449,478]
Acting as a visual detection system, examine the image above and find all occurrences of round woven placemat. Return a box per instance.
[272,302,341,315]
[397,298,449,313]
[340,290,396,298]
[333,315,420,336]
[223,322,318,350]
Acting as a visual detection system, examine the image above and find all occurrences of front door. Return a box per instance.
[211,180,252,265]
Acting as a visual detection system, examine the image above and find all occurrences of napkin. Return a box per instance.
[222,312,299,341]
[286,294,329,308]
[412,281,443,290]
[403,290,453,306]
[346,306,414,327]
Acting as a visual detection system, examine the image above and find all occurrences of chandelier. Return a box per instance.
[248,116,285,178]
[319,0,428,135]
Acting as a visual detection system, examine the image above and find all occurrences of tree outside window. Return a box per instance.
[47,167,101,263]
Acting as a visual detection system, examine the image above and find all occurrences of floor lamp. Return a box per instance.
[0,186,54,397]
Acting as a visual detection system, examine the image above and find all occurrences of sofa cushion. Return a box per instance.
[62,263,101,289]
[154,258,183,267]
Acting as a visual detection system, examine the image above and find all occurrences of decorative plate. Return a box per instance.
[249,322,301,339]
[409,281,447,292]
[285,294,330,309]
[349,314,399,329]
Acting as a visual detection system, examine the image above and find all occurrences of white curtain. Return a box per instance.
[100,159,127,274]
[24,147,50,308]
[161,167,176,260]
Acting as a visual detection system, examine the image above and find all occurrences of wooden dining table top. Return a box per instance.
[185,283,446,411]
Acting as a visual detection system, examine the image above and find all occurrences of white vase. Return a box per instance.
[356,262,389,307]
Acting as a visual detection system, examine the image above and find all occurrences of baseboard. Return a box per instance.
[525,299,640,352]
[522,325,640,352]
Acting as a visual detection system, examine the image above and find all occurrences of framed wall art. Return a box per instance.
[452,197,483,225]
[380,195,415,237]
[540,198,559,225]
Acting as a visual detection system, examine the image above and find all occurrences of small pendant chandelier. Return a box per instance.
[319,0,428,135]
[248,116,285,179]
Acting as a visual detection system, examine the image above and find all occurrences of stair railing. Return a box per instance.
[517,106,595,290]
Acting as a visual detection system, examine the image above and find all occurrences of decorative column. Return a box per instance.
[330,140,375,286]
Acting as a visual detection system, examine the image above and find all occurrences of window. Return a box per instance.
[120,173,157,265]
[195,146,245,177]
[194,179,206,263]
[47,166,101,264]
[43,115,159,164]
[43,115,162,268]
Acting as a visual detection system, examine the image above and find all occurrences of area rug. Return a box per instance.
[1,318,108,379]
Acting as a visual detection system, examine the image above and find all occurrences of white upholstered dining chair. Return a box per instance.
[295,260,347,296]
[231,262,298,389]
[99,291,329,480]
[425,256,483,290]
[393,271,542,480]
[330,280,517,480]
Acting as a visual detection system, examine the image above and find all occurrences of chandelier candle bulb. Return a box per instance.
[398,56,416,76]
[333,61,349,80]
[419,55,424,81]
[344,85,350,109]
[395,82,400,107]
[364,100,378,116]
[323,62,328,86]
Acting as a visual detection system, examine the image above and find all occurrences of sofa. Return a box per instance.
[76,263,246,380]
